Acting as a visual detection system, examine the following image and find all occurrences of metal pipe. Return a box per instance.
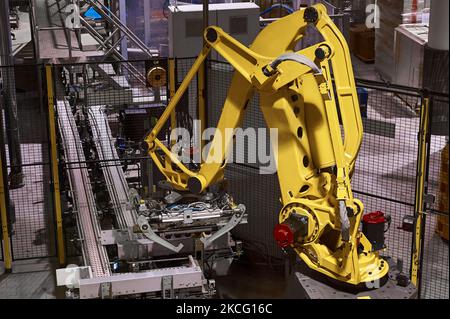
[79,17,147,86]
[156,211,228,223]
[0,0,23,189]
[37,26,70,31]
[118,0,128,60]
[66,28,73,60]
[28,0,39,60]
[143,0,151,46]
[103,36,125,58]
[85,0,154,58]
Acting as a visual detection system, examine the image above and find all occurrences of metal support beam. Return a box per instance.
[45,65,65,267]
[118,0,128,60]
[203,0,209,47]
[85,0,154,58]
[0,99,12,272]
[144,0,151,46]
[78,256,203,299]
[79,17,146,86]
[411,97,431,295]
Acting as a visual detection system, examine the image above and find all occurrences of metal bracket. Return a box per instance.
[200,204,246,247]
[165,191,183,204]
[207,279,216,296]
[56,265,92,289]
[339,200,350,241]
[137,215,183,253]
[128,188,140,206]
[100,282,112,299]
[161,276,174,299]
[183,210,194,224]
[100,228,152,245]
[424,193,436,205]
[194,238,204,269]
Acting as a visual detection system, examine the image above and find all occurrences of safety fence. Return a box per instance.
[420,92,449,300]
[201,58,449,299]
[205,60,421,264]
[49,59,169,260]
[1,64,56,263]
[0,59,448,299]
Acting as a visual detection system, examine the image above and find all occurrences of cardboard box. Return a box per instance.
[349,24,375,62]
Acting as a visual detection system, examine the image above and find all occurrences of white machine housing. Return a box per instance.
[168,2,260,60]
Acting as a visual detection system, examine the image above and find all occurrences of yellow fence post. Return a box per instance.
[45,64,65,266]
[411,96,431,292]
[0,140,12,272]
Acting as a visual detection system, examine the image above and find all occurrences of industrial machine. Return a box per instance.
[55,59,246,298]
[168,2,260,59]
[143,3,416,296]
[55,3,416,299]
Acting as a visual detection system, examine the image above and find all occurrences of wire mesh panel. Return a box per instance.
[357,194,414,271]
[421,213,449,299]
[207,60,283,258]
[428,95,449,217]
[207,61,232,128]
[205,60,441,285]
[420,94,449,299]
[226,165,283,258]
[176,58,199,133]
[1,64,56,260]
[351,85,423,274]
[352,88,421,205]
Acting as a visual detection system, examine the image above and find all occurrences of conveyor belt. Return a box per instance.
[57,100,111,277]
[56,101,208,298]
[87,106,137,228]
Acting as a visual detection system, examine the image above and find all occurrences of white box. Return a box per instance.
[394,24,428,88]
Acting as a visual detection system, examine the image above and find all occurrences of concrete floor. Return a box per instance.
[10,3,102,62]
[0,270,55,299]
[11,10,32,56]
[0,257,70,299]
[5,144,54,260]
[352,54,379,81]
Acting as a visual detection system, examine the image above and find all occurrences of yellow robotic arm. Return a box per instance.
[144,4,388,286]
